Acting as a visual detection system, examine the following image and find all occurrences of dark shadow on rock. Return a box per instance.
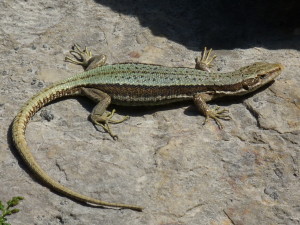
[94,0,300,50]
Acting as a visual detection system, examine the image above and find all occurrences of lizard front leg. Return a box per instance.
[193,93,231,129]
[195,47,217,72]
[194,48,231,128]
[81,88,129,139]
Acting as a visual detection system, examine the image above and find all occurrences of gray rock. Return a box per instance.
[0,0,299,224]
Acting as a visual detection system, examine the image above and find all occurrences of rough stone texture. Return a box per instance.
[0,0,299,224]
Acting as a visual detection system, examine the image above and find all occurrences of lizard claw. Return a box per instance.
[195,47,217,72]
[64,44,93,67]
[65,44,107,71]
[203,106,231,129]
[91,109,129,139]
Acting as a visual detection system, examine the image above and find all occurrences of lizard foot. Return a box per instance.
[91,109,129,140]
[65,44,107,70]
[65,44,93,66]
[203,106,231,129]
[195,47,217,72]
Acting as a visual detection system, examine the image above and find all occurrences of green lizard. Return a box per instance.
[12,45,283,211]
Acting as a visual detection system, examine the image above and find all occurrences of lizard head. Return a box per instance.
[237,62,283,92]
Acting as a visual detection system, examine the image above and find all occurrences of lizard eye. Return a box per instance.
[242,83,249,90]
[259,74,267,79]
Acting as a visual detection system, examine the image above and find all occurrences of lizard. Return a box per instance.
[12,44,283,211]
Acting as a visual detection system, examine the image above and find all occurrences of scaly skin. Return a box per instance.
[12,45,283,211]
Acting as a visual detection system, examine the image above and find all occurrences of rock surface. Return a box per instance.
[0,0,299,224]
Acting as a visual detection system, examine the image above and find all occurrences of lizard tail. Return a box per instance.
[12,84,143,211]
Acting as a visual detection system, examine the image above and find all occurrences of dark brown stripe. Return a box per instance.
[87,82,245,99]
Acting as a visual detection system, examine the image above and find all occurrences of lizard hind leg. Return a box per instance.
[92,109,129,140]
[81,87,129,139]
[65,44,107,71]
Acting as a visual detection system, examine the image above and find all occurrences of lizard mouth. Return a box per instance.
[258,63,283,82]
[241,63,283,92]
